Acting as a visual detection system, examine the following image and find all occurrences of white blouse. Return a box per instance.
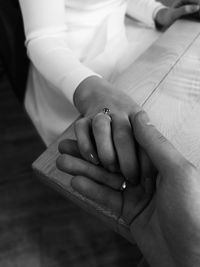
[19,0,165,145]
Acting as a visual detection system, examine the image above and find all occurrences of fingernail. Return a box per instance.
[89,153,99,165]
[139,111,152,125]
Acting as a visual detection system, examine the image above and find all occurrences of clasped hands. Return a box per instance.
[57,87,200,267]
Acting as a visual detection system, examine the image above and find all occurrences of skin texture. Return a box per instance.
[57,111,200,267]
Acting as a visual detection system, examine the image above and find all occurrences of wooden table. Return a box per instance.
[33,20,200,243]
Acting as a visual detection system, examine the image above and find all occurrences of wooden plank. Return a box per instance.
[115,20,200,105]
[33,20,200,242]
[143,36,200,168]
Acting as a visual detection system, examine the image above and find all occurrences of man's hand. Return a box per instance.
[130,111,200,267]
[155,0,200,29]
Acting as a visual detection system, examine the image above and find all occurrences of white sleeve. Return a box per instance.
[19,0,100,105]
[126,0,166,27]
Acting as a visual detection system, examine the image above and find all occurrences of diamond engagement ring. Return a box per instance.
[102,107,111,116]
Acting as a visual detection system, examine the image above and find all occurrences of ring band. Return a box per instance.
[120,180,127,191]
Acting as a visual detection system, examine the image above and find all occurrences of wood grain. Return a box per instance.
[144,35,200,166]
[33,20,200,243]
[115,20,200,105]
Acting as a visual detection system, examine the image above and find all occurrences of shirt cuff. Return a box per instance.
[59,66,102,105]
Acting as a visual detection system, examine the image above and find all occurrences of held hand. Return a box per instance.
[155,0,200,29]
[57,111,200,267]
[73,76,142,185]
[130,112,200,267]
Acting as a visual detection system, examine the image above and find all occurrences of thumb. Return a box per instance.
[170,5,200,22]
[130,111,185,175]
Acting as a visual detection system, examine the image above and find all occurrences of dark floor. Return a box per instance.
[0,64,142,266]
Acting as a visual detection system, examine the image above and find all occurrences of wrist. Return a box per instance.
[73,76,114,115]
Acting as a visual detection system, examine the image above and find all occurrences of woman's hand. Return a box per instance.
[73,76,142,184]
[57,111,200,267]
[155,0,200,30]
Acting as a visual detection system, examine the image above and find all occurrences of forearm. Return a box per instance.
[19,0,100,105]
[28,35,99,104]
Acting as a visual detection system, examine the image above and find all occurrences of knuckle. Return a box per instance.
[143,133,167,155]
[157,133,168,145]
[144,133,167,153]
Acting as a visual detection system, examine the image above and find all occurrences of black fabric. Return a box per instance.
[0,0,29,103]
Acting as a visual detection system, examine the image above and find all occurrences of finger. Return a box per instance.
[92,112,118,172]
[56,154,124,190]
[75,117,99,165]
[112,113,139,184]
[173,0,200,8]
[58,139,82,158]
[171,5,200,22]
[71,176,122,215]
[131,111,186,175]
[138,148,157,195]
